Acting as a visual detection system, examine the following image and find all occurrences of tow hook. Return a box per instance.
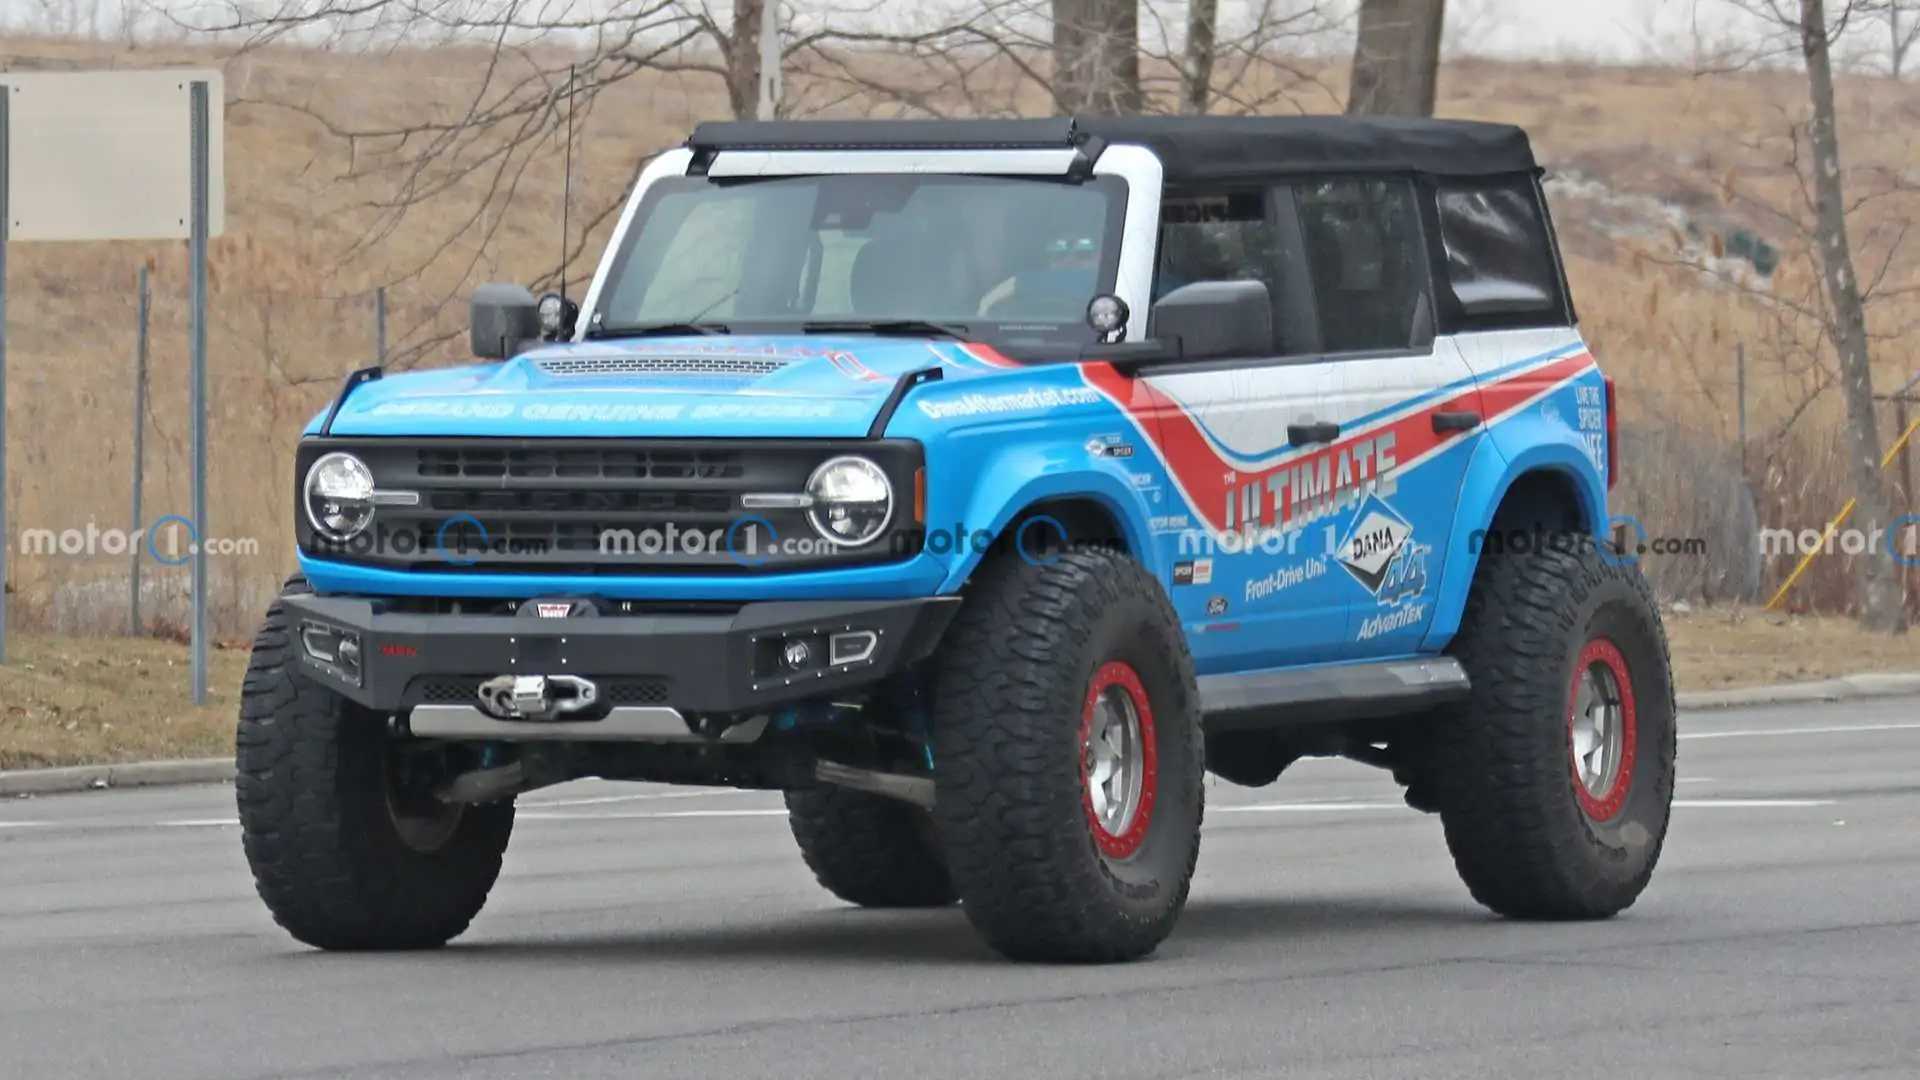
[476,674,598,721]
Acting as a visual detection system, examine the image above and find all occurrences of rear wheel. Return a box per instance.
[236,579,513,950]
[785,787,955,907]
[932,548,1203,963]
[1431,535,1676,919]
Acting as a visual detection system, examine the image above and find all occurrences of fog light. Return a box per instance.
[783,639,813,671]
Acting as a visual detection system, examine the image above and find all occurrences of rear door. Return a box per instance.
[1288,177,1483,658]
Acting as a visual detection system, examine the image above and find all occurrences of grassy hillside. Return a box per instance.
[0,38,1916,640]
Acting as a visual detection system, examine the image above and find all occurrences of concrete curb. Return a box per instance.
[0,758,233,797]
[1676,672,1920,711]
[5,672,1919,796]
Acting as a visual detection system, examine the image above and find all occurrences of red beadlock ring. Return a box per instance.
[1567,637,1639,822]
[1079,661,1159,860]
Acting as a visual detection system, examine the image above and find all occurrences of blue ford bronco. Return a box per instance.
[239,116,1675,962]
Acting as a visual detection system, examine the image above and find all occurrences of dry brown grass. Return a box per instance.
[0,633,247,769]
[1666,604,1920,689]
[0,38,1915,645]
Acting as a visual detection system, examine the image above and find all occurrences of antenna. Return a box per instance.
[560,63,575,310]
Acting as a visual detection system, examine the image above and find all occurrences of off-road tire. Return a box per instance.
[932,548,1204,963]
[236,577,514,950]
[785,787,956,907]
[1433,534,1676,919]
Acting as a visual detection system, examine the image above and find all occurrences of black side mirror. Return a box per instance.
[471,283,540,359]
[1148,281,1273,362]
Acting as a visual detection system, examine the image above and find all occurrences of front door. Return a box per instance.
[1138,186,1354,673]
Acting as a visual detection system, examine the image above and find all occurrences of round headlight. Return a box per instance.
[805,456,893,547]
[304,452,376,541]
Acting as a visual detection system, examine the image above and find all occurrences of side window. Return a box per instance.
[1154,190,1318,355]
[1435,174,1563,319]
[1294,178,1434,353]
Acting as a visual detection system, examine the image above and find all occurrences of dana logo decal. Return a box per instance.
[1337,495,1432,620]
[535,602,573,618]
[1338,496,1413,594]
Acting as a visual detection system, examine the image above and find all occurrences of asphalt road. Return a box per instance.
[3,698,1918,1080]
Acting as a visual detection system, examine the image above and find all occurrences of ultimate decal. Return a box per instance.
[1226,432,1399,535]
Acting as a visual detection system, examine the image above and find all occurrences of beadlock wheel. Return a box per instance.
[1080,661,1158,860]
[931,548,1203,962]
[1427,531,1676,920]
[1568,637,1638,823]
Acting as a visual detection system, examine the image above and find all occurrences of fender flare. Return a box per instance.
[1418,435,1608,652]
[933,461,1160,594]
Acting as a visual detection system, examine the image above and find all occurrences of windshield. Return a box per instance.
[592,172,1127,349]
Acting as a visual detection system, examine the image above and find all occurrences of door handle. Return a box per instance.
[1287,421,1341,445]
[1432,410,1481,434]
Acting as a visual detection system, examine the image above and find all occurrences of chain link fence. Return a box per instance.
[5,257,460,640]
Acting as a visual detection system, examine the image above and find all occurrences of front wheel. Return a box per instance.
[931,548,1204,963]
[1430,535,1676,919]
[236,579,514,950]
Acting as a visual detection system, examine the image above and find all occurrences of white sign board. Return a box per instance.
[1,69,225,241]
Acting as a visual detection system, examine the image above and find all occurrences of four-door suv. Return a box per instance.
[239,116,1674,962]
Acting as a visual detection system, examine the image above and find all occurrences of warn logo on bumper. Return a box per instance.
[519,599,597,619]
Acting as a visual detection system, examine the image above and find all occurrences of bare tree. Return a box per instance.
[1798,0,1905,630]
[1053,0,1143,111]
[1141,0,1343,116]
[1870,0,1920,75]
[1346,0,1445,116]
[1699,0,1912,630]
[1181,0,1218,112]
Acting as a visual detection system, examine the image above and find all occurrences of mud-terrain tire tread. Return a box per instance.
[236,576,513,950]
[932,548,1203,963]
[1434,536,1676,919]
[784,787,956,907]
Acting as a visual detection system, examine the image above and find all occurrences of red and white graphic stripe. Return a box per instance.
[1083,350,1596,533]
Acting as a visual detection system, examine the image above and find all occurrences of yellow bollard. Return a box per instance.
[1765,414,1920,611]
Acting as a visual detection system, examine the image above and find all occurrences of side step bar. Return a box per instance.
[1199,657,1471,732]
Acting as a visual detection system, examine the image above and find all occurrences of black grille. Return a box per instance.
[418,677,481,703]
[607,679,671,705]
[416,446,746,482]
[296,437,921,574]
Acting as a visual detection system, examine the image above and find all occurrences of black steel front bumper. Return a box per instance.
[282,593,960,715]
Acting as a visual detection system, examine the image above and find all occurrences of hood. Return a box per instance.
[318,335,1025,439]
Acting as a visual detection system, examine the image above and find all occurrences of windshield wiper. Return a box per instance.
[585,321,730,340]
[801,319,971,340]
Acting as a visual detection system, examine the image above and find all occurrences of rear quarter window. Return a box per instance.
[1435,175,1564,320]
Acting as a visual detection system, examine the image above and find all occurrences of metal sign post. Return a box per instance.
[0,88,10,664]
[0,70,223,685]
[131,265,149,634]
[189,80,210,704]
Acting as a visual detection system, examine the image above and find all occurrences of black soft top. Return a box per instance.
[687,115,1537,183]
